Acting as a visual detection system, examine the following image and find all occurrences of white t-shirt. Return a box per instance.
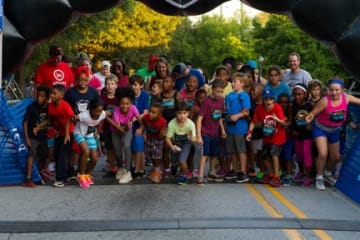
[74,110,106,137]
[282,69,312,90]
[93,72,106,89]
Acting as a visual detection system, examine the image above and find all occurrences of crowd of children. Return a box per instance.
[23,56,360,191]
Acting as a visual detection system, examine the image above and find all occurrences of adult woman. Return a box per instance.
[111,59,129,87]
[145,57,170,91]
[305,78,360,190]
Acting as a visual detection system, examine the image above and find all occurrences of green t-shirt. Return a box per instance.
[135,67,155,83]
[166,118,196,145]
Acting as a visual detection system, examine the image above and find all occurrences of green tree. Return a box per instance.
[168,14,254,77]
[252,14,349,82]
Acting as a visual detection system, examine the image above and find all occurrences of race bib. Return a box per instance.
[263,115,276,136]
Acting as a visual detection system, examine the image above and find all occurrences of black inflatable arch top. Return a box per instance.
[2,0,360,78]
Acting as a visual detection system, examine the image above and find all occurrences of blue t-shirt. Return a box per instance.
[174,68,205,91]
[23,101,48,141]
[64,86,100,114]
[265,82,291,101]
[225,91,251,135]
[133,90,149,130]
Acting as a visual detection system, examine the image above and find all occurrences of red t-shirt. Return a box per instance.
[48,99,75,137]
[34,61,74,89]
[117,75,129,87]
[252,103,286,145]
[142,114,167,138]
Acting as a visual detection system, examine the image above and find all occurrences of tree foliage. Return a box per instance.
[252,14,350,82]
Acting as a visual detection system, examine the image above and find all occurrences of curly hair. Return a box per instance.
[115,86,135,102]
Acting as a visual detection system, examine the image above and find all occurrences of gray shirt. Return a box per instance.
[282,69,312,90]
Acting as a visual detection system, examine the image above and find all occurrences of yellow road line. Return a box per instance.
[265,185,333,240]
[245,184,304,240]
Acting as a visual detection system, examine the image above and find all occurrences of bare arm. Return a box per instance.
[306,97,327,123]
[196,115,203,144]
[347,94,360,105]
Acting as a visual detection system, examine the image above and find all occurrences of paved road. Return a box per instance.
[0,159,359,239]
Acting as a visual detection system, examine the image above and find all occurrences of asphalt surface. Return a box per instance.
[0,158,359,240]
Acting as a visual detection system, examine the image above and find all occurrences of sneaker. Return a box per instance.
[224,170,237,180]
[132,172,143,179]
[324,174,337,186]
[186,170,193,179]
[269,177,282,187]
[152,171,163,184]
[315,178,326,190]
[67,167,78,182]
[208,173,224,182]
[145,159,153,167]
[192,170,200,178]
[248,168,257,177]
[301,176,312,187]
[260,175,272,184]
[23,179,36,188]
[119,171,132,184]
[196,178,205,187]
[76,175,90,189]
[177,175,187,185]
[217,168,228,177]
[293,172,305,183]
[53,181,65,187]
[116,168,127,180]
[235,172,249,183]
[85,174,94,185]
[282,175,292,187]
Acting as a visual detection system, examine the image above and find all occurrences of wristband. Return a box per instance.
[247,130,253,135]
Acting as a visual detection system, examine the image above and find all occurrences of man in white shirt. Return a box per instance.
[282,52,312,90]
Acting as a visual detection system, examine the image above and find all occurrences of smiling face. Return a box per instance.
[288,54,300,72]
[156,61,168,78]
[76,73,90,90]
[119,97,132,114]
[185,75,198,91]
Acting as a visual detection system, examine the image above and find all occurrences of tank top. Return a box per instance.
[316,93,347,127]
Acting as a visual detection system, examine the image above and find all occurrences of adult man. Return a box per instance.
[93,60,111,89]
[282,52,312,90]
[34,45,74,96]
[171,63,205,91]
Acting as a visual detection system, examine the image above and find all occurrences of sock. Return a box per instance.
[324,170,332,177]
[316,174,323,180]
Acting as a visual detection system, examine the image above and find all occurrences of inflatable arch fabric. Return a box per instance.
[0,0,360,204]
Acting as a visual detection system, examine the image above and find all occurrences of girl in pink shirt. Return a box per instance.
[107,86,144,184]
[306,78,360,190]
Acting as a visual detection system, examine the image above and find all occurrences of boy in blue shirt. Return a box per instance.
[130,74,149,177]
[225,72,251,183]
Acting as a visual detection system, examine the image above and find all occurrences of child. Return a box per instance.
[248,83,264,178]
[191,89,208,124]
[224,72,251,183]
[23,85,51,187]
[196,79,226,186]
[100,74,119,178]
[308,79,323,105]
[180,75,198,110]
[277,93,294,187]
[70,98,107,188]
[265,65,291,101]
[213,65,232,96]
[107,86,144,184]
[142,103,167,183]
[161,75,180,176]
[48,84,75,187]
[246,88,286,187]
[64,66,100,180]
[149,80,163,106]
[291,84,313,187]
[130,74,149,178]
[305,78,360,190]
[165,101,197,185]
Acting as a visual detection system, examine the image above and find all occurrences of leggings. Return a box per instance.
[294,139,313,168]
[112,131,132,170]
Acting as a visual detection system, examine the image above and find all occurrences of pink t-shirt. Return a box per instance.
[111,105,139,132]
[316,93,347,127]
[88,75,102,91]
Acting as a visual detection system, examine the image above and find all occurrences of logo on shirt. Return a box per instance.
[263,115,277,136]
[53,69,65,81]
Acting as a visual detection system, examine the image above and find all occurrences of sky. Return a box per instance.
[189,0,262,21]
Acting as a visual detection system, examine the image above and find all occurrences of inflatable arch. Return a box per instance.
[0,0,359,203]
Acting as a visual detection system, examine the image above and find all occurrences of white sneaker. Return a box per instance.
[324,175,337,186]
[119,171,132,184]
[116,168,126,180]
[53,181,65,188]
[315,178,326,190]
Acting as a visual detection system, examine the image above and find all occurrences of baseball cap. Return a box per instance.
[49,45,63,56]
[246,60,258,69]
[171,63,187,79]
[102,60,111,68]
[262,88,275,99]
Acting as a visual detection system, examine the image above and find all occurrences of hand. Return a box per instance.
[135,128,142,136]
[197,136,203,145]
[64,134,70,144]
[25,138,32,148]
[246,134,252,142]
[221,131,227,139]
[349,122,357,129]
[172,145,181,152]
[230,114,239,122]
[305,114,314,123]
[33,127,39,135]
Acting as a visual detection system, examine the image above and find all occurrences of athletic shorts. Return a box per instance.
[202,135,220,157]
[226,134,246,153]
[312,122,341,143]
[73,133,97,150]
[145,137,164,160]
